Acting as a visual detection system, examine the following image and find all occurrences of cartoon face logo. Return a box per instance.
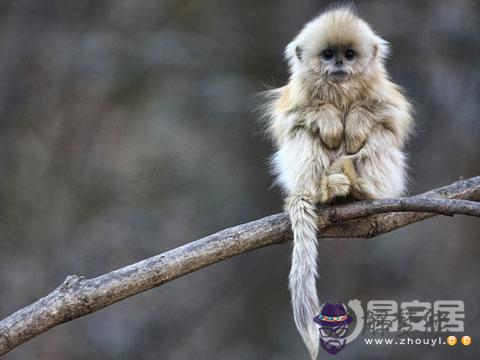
[314,302,353,355]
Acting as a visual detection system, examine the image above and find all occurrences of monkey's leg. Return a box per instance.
[350,126,408,199]
[273,130,332,199]
[299,104,350,203]
[344,104,377,154]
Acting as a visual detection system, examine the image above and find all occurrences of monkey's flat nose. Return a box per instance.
[335,59,343,66]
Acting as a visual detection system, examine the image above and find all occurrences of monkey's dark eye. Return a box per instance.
[321,49,334,60]
[345,49,356,60]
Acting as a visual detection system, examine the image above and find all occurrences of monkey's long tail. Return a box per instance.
[287,195,320,360]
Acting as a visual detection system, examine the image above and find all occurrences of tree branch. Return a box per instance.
[0,176,479,356]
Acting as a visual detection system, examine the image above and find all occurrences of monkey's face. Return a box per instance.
[319,45,359,83]
[293,38,381,85]
[287,8,388,86]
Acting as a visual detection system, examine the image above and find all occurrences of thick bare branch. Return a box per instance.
[0,176,479,356]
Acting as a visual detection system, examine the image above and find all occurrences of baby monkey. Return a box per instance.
[263,6,413,359]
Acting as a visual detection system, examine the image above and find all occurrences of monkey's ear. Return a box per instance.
[374,37,390,59]
[295,46,303,61]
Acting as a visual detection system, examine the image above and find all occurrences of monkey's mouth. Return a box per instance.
[329,70,350,82]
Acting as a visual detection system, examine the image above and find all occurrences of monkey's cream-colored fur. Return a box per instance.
[263,7,413,359]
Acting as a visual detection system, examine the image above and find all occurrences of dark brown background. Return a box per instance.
[0,0,478,359]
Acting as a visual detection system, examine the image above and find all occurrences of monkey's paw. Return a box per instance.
[345,129,367,154]
[317,105,343,149]
[344,108,373,154]
[304,104,343,149]
[320,119,343,150]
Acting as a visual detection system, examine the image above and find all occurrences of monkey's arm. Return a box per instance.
[348,125,409,199]
[342,90,412,199]
[268,111,301,148]
[345,85,413,154]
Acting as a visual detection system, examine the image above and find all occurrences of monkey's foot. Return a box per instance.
[319,173,351,203]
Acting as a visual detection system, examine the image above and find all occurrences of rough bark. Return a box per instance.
[0,176,479,357]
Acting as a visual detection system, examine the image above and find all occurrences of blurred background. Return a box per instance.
[0,0,478,359]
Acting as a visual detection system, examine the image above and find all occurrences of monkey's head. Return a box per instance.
[286,6,389,85]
